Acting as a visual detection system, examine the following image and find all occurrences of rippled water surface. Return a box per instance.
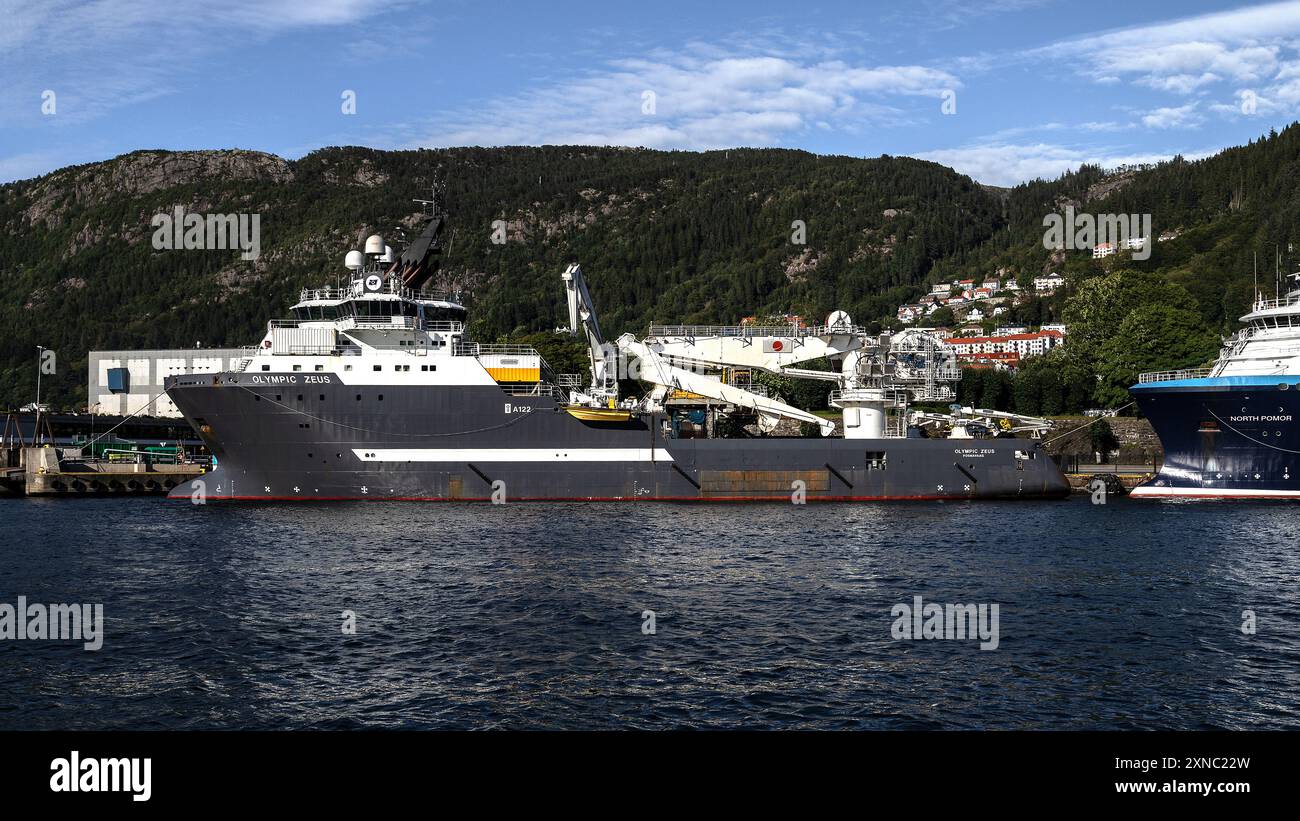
[2,495,1298,729]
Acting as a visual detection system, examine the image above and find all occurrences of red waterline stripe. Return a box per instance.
[1130,491,1300,499]
[168,493,1058,502]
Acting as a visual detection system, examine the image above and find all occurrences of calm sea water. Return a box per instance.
[1,494,1298,730]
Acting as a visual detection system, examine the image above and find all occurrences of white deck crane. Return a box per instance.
[561,263,834,434]
[560,264,964,439]
[561,264,618,406]
[617,334,835,436]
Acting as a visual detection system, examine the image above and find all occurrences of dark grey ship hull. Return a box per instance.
[164,372,1070,501]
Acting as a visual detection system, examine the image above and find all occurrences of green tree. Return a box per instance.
[1093,303,1221,407]
[1090,419,1120,457]
[919,307,955,327]
[958,366,985,407]
[1062,269,1202,370]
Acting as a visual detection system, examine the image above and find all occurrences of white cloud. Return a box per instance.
[0,150,68,183]
[912,142,1213,187]
[1030,1,1300,108]
[1141,102,1204,129]
[401,47,958,150]
[0,0,403,127]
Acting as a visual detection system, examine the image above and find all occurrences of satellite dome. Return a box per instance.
[826,310,852,330]
[364,234,385,255]
[345,250,364,270]
[379,244,394,263]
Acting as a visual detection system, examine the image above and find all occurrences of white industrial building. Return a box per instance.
[88,348,245,417]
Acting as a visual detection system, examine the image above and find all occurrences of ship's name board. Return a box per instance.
[247,375,335,385]
[953,448,995,456]
[1228,414,1293,422]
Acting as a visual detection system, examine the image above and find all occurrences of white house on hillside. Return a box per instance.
[1033,273,1064,293]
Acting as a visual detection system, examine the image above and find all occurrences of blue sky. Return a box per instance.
[2,0,1299,185]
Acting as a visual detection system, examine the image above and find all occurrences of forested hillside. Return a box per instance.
[0,146,1002,407]
[938,124,1300,334]
[947,123,1300,415]
[6,124,1300,411]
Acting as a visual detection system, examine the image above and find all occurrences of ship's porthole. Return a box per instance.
[1279,383,1290,391]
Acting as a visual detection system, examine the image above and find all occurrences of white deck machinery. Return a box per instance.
[561,263,1052,439]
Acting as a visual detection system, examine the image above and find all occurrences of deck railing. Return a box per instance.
[454,343,543,357]
[648,323,861,339]
[1137,368,1213,383]
[268,317,464,333]
[296,284,451,303]
[500,383,565,398]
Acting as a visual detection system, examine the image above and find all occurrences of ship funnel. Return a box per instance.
[364,234,385,256]
[344,250,364,270]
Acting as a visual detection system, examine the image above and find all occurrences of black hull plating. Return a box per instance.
[1132,377,1300,498]
[164,373,1070,501]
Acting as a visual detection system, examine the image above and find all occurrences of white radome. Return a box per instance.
[344,250,365,270]
[826,310,853,330]
[364,234,385,255]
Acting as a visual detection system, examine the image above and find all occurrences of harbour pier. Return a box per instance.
[1,445,208,497]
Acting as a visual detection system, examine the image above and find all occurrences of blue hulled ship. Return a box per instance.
[1131,273,1300,498]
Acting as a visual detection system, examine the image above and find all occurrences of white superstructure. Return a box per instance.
[1211,274,1300,377]
[1140,273,1300,383]
[236,234,558,397]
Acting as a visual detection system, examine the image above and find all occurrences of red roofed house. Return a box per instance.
[944,329,1064,359]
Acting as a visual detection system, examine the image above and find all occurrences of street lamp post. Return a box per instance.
[34,345,45,445]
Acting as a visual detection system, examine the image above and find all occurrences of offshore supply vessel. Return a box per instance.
[1131,272,1300,499]
[164,199,1069,502]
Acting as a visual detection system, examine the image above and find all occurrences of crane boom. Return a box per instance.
[619,335,835,436]
[557,262,958,438]
[562,263,617,402]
